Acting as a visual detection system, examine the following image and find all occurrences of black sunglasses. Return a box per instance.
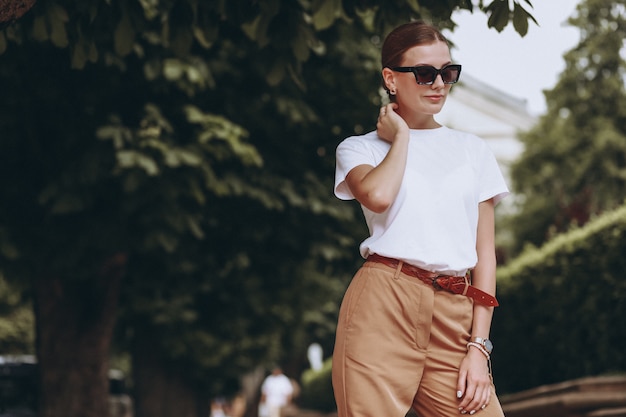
[390,64,462,85]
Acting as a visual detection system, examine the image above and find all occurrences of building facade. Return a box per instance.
[437,73,537,182]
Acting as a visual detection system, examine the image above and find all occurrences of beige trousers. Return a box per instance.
[332,261,504,417]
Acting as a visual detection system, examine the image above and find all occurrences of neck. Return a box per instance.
[411,120,441,130]
[399,111,441,130]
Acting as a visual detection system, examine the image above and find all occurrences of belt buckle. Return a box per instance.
[431,275,445,290]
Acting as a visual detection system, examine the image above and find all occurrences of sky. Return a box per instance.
[444,0,581,115]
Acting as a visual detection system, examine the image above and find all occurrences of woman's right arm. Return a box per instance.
[344,104,410,213]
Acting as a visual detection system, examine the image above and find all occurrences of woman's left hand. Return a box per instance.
[456,348,491,414]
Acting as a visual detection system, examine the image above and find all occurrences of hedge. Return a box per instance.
[492,203,626,393]
[299,357,336,412]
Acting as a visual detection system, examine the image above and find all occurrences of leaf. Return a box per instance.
[406,0,422,13]
[241,14,270,47]
[71,34,94,69]
[161,148,202,168]
[485,0,510,33]
[266,59,286,86]
[96,125,129,149]
[311,0,342,31]
[175,149,202,167]
[186,66,203,85]
[114,12,135,56]
[291,26,311,63]
[186,215,204,239]
[143,60,160,81]
[138,0,160,20]
[240,0,279,47]
[193,25,217,49]
[512,2,530,37]
[31,15,48,42]
[48,4,69,47]
[71,42,87,69]
[163,59,184,80]
[183,105,205,124]
[116,150,160,176]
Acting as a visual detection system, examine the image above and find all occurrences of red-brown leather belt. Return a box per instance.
[367,254,499,307]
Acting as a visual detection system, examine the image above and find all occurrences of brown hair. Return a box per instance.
[381,20,449,68]
[381,21,449,95]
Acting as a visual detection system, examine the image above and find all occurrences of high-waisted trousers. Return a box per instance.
[332,260,505,417]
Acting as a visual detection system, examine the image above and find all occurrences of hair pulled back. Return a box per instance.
[381,20,449,69]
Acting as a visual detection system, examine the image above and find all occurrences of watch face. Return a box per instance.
[484,339,493,353]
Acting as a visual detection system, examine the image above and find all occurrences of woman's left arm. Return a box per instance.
[457,198,497,414]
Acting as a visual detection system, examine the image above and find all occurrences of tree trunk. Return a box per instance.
[240,367,266,417]
[132,324,208,417]
[34,253,126,417]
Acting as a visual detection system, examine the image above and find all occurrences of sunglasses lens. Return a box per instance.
[441,66,460,83]
[414,67,438,84]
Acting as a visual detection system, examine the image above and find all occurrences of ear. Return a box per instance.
[381,67,396,92]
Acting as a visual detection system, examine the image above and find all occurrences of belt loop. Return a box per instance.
[393,261,403,280]
[462,272,469,295]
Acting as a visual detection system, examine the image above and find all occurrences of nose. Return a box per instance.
[431,73,445,88]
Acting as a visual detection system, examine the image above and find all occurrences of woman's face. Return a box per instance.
[388,40,454,123]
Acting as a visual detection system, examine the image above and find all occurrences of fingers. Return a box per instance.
[376,106,389,140]
[379,103,401,120]
[456,369,467,401]
[377,103,408,143]
[458,385,490,415]
[457,371,491,414]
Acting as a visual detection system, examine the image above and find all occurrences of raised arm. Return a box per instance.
[344,104,410,213]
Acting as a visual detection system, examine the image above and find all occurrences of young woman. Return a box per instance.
[332,21,509,417]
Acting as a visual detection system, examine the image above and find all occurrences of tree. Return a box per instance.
[506,0,626,255]
[0,1,536,416]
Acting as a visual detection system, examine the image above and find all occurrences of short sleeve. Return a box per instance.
[477,141,510,205]
[334,134,379,200]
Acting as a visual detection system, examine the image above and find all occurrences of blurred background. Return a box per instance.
[0,0,625,417]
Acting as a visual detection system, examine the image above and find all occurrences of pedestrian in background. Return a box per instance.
[258,366,293,417]
[332,20,509,417]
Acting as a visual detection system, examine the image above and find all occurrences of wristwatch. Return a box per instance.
[472,337,493,354]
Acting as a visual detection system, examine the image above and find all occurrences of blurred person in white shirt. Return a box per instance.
[259,366,293,417]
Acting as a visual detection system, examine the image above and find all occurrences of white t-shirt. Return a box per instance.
[334,126,509,275]
[261,374,293,407]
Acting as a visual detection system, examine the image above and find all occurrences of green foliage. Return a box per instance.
[0,0,538,408]
[479,0,537,35]
[0,273,34,353]
[493,202,626,393]
[506,0,626,255]
[299,358,335,412]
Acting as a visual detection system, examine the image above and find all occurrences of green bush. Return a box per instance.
[492,204,626,394]
[299,358,336,412]
[0,273,34,353]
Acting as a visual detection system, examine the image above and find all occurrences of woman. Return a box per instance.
[332,21,508,417]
